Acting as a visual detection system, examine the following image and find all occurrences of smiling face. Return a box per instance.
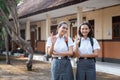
[58,23,68,36]
[80,24,90,38]
[78,22,93,38]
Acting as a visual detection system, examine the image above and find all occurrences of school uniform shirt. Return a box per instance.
[46,34,74,57]
[74,37,100,55]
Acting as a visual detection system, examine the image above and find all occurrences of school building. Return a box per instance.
[12,0,120,63]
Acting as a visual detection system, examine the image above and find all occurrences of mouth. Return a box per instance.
[82,32,88,35]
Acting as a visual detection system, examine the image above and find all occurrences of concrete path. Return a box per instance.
[0,56,120,80]
[33,54,120,76]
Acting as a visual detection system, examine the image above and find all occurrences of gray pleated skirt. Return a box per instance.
[76,59,96,80]
[51,58,74,80]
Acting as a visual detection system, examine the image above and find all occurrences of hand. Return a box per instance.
[53,51,57,54]
[74,35,80,45]
[50,32,57,44]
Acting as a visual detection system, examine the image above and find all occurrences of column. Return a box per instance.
[77,6,83,32]
[26,20,30,40]
[46,14,51,39]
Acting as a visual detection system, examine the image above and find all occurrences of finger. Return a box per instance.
[51,32,54,37]
[77,34,80,38]
[75,35,77,39]
[50,32,54,37]
[73,37,75,40]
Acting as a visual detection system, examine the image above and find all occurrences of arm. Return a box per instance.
[73,42,79,58]
[79,49,100,58]
[48,43,54,56]
[53,46,73,57]
[47,33,57,56]
[73,35,80,58]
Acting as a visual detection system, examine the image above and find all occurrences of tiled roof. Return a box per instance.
[18,0,73,17]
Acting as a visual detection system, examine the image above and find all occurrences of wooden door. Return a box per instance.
[30,26,37,51]
[72,27,77,39]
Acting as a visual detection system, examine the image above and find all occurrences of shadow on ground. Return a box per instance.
[0,57,120,80]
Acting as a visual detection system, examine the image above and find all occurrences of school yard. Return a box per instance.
[0,57,120,80]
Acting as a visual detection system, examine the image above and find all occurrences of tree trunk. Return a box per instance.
[5,33,10,64]
[0,0,34,71]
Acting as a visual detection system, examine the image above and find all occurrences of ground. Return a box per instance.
[0,57,120,80]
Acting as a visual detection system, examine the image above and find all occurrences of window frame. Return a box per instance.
[112,16,120,40]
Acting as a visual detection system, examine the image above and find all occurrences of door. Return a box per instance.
[72,27,77,39]
[30,25,37,51]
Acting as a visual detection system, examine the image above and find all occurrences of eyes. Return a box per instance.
[59,24,68,30]
[81,27,89,30]
[80,25,90,31]
[62,26,68,30]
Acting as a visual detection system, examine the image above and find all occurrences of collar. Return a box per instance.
[81,37,89,41]
[56,34,65,38]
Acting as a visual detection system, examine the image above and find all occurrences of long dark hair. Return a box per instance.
[78,22,93,37]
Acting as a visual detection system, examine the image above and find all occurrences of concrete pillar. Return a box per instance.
[26,20,30,40]
[46,14,51,39]
[77,6,83,32]
[36,27,38,40]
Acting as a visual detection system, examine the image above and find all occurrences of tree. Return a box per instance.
[0,0,34,71]
[0,26,10,64]
[0,0,10,64]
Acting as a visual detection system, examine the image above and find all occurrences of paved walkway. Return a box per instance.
[33,54,120,76]
[96,61,120,76]
[0,55,120,80]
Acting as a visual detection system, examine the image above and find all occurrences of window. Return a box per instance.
[38,27,41,40]
[112,16,120,40]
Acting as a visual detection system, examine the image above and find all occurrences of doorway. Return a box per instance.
[30,25,37,51]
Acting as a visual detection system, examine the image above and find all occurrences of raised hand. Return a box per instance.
[50,32,57,44]
[74,35,80,45]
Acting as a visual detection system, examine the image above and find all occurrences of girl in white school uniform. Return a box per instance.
[74,22,100,80]
[46,21,74,80]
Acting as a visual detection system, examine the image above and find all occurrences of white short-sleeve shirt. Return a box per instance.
[74,37,100,55]
[46,35,74,56]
